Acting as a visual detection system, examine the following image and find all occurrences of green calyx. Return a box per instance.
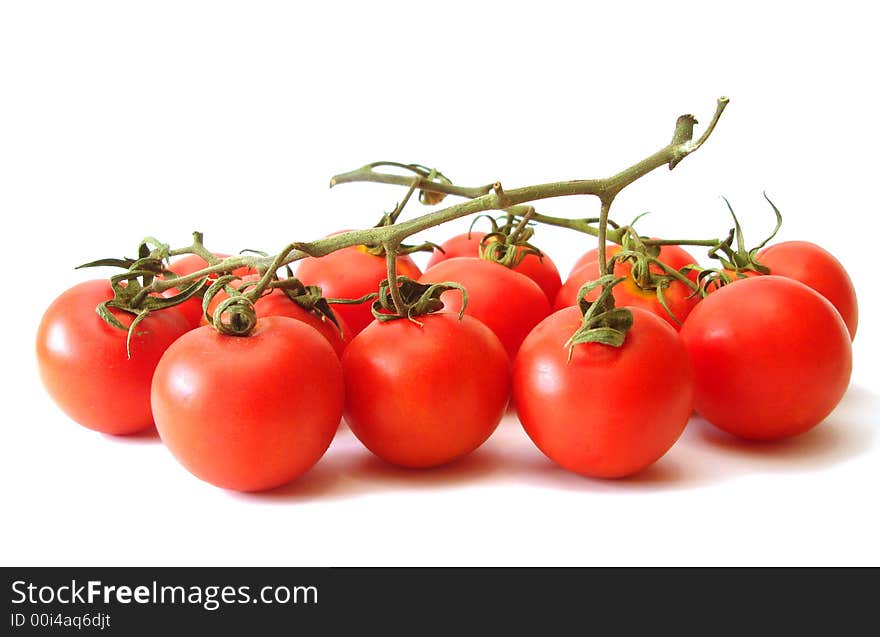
[371,276,467,326]
[200,266,345,338]
[471,212,546,269]
[564,275,634,359]
[693,193,783,294]
[594,220,696,326]
[710,193,782,273]
[691,267,745,294]
[201,275,258,337]
[78,237,207,357]
[275,267,344,336]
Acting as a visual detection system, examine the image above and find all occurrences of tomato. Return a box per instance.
[151,317,344,491]
[162,253,255,329]
[419,257,551,358]
[343,312,509,468]
[555,258,698,328]
[513,306,693,478]
[295,236,422,335]
[757,241,858,340]
[512,250,563,302]
[571,242,698,280]
[427,231,562,301]
[36,280,190,435]
[160,286,203,329]
[201,275,351,357]
[426,232,488,266]
[680,276,852,441]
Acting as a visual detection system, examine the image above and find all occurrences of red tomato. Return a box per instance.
[36,280,190,435]
[343,313,509,468]
[162,253,256,329]
[571,242,698,279]
[295,237,422,335]
[680,276,852,441]
[151,317,344,491]
[513,306,693,478]
[427,232,562,301]
[555,259,698,328]
[513,250,563,302]
[201,275,351,358]
[426,232,488,266]
[757,241,858,340]
[160,285,204,329]
[419,257,551,359]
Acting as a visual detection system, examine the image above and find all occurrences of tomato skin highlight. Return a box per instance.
[757,241,858,340]
[151,317,344,492]
[427,231,562,301]
[680,275,852,441]
[295,239,422,336]
[513,306,694,478]
[419,257,551,359]
[342,313,510,468]
[555,259,698,328]
[201,275,351,358]
[36,280,190,435]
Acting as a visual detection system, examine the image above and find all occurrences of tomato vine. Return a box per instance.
[82,97,736,344]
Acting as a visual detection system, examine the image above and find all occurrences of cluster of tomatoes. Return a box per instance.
[35,228,858,492]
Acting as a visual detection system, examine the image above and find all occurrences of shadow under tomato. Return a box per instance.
[691,383,878,472]
[103,424,162,444]
[495,383,879,492]
[342,446,505,489]
[481,412,705,492]
[232,383,879,501]
[243,457,346,502]
[507,448,695,493]
[241,425,508,502]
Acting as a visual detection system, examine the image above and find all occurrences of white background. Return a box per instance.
[1,1,877,566]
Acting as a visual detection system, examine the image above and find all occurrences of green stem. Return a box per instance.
[130,232,220,307]
[332,162,492,199]
[244,243,301,301]
[386,179,420,225]
[507,207,535,245]
[143,97,730,298]
[510,210,624,242]
[647,256,700,293]
[170,232,217,263]
[384,241,405,316]
[515,211,728,254]
[597,198,614,278]
[641,237,726,248]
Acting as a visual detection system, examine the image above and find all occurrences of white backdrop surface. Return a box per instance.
[1,1,877,566]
